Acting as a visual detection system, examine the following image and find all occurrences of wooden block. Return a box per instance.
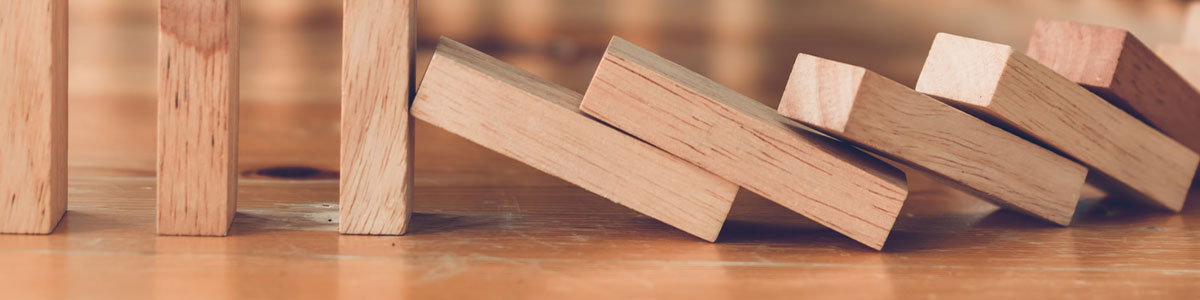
[411,37,737,242]
[339,0,415,235]
[581,37,908,250]
[915,33,1199,212]
[1027,19,1200,153]
[157,0,240,236]
[779,53,1088,225]
[0,0,68,234]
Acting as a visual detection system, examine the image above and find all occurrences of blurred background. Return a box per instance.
[67,0,1192,189]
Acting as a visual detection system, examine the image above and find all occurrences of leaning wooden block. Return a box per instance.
[779,54,1088,225]
[411,37,737,242]
[581,37,908,250]
[1027,19,1200,152]
[916,33,1199,212]
[340,0,415,235]
[158,0,240,236]
[0,0,68,234]
[1157,46,1200,90]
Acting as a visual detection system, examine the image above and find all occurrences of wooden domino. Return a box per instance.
[1027,19,1200,152]
[581,37,909,250]
[0,0,68,234]
[916,33,1199,212]
[340,0,416,235]
[411,37,738,242]
[157,0,240,236]
[779,53,1089,225]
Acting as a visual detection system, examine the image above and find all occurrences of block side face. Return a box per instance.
[1105,34,1200,153]
[850,73,1086,225]
[778,54,863,134]
[1026,19,1124,89]
[993,53,1198,212]
[434,37,584,110]
[584,44,909,250]
[414,51,737,242]
[915,33,1008,109]
[157,0,239,236]
[0,0,68,234]
[339,0,415,235]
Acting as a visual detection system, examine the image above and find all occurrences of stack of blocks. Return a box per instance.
[1,0,1198,251]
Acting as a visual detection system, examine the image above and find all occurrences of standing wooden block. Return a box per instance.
[157,0,240,236]
[915,33,1199,212]
[340,0,415,235]
[1027,19,1200,153]
[581,37,908,250]
[411,37,738,242]
[0,0,68,234]
[779,54,1088,225]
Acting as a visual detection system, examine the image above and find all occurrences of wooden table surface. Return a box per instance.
[4,0,1199,298]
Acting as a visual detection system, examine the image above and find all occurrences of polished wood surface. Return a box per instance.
[2,0,1199,298]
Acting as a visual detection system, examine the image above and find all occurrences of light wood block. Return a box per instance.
[580,37,908,250]
[779,53,1088,225]
[0,0,68,234]
[339,0,415,235]
[157,0,240,236]
[411,37,737,242]
[916,33,1199,212]
[1028,19,1200,153]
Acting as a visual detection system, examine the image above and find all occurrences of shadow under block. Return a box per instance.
[915,33,1199,212]
[580,37,909,250]
[157,0,240,236]
[1027,19,1200,153]
[410,37,737,242]
[340,0,415,235]
[0,0,67,234]
[779,54,1088,225]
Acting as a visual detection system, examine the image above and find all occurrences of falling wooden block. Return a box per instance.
[0,0,67,234]
[581,37,908,250]
[411,37,737,242]
[157,0,240,236]
[339,0,415,235]
[779,54,1088,225]
[1027,19,1200,153]
[916,33,1199,212]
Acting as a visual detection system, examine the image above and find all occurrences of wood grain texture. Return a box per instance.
[0,0,67,234]
[340,0,415,235]
[1027,19,1200,153]
[916,33,1199,212]
[411,37,737,242]
[157,0,240,236]
[779,54,1088,225]
[580,37,909,250]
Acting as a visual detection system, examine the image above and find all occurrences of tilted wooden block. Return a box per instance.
[1157,46,1200,91]
[158,0,240,236]
[1027,19,1200,153]
[340,0,415,235]
[581,37,909,250]
[411,37,737,242]
[916,33,1199,212]
[779,54,1089,225]
[0,0,68,234]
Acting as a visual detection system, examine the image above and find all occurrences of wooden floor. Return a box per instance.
[3,0,1200,298]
